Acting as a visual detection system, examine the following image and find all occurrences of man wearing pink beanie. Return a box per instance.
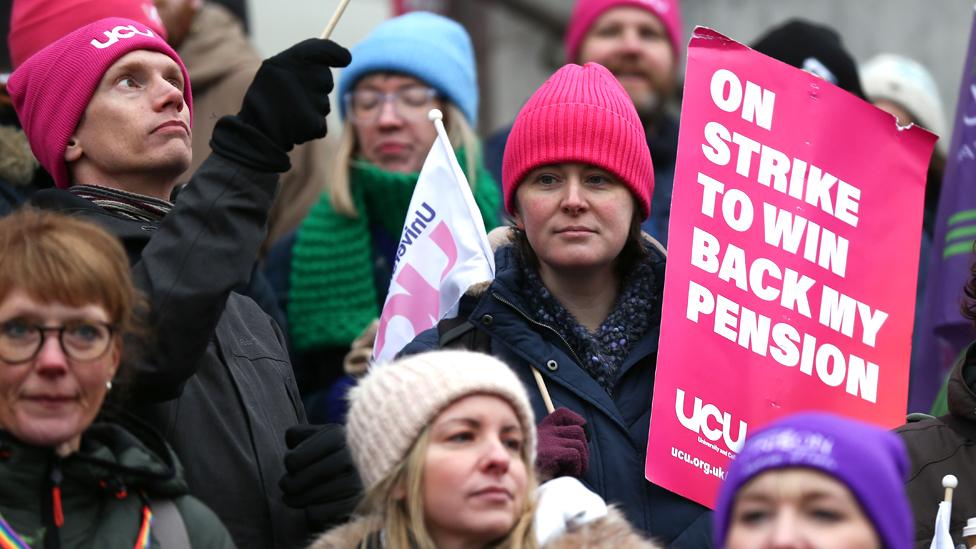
[8,16,358,548]
[486,0,684,247]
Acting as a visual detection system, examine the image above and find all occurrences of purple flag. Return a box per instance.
[910,6,976,411]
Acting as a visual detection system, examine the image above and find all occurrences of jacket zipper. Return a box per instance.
[490,292,586,367]
[44,455,63,549]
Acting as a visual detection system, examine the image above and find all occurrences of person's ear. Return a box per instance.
[512,207,525,230]
[64,137,82,162]
[506,193,523,229]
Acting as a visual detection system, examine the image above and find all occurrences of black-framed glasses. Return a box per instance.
[344,86,438,125]
[0,318,116,364]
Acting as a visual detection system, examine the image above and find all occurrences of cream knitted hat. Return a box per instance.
[860,54,947,151]
[347,350,537,489]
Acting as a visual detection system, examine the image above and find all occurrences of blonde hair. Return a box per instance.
[328,101,481,218]
[356,425,539,549]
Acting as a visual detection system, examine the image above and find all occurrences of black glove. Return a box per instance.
[279,424,363,530]
[535,407,589,480]
[211,38,351,172]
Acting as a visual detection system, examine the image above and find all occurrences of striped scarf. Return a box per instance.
[69,184,172,223]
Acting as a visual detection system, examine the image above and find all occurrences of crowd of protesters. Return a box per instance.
[0,0,968,547]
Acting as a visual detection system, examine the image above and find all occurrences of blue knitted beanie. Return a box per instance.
[338,12,478,125]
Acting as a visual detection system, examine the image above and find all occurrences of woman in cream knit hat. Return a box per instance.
[310,350,656,548]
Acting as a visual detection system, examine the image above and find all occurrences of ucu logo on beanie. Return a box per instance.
[90,24,154,49]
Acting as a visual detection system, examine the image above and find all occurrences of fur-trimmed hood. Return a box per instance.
[0,124,38,186]
[308,506,660,548]
[542,506,661,548]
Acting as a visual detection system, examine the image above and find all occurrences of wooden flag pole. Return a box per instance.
[320,0,352,39]
[532,369,556,415]
[944,474,959,503]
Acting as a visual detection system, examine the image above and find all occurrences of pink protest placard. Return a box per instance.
[645,27,937,508]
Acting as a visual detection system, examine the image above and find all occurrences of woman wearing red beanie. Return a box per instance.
[402,62,713,546]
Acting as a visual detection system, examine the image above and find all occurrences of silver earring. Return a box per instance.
[106,380,113,391]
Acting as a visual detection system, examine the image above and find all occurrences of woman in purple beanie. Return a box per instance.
[713,412,912,549]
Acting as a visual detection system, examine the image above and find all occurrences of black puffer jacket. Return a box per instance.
[30,153,309,548]
[897,342,976,548]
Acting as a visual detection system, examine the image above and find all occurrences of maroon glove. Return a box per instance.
[535,407,589,480]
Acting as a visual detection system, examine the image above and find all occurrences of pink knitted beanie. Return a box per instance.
[9,0,167,69]
[564,0,684,64]
[8,17,191,189]
[346,350,536,490]
[502,62,653,218]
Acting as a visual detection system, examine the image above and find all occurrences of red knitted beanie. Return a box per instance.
[502,62,653,219]
[9,0,167,69]
[564,0,684,65]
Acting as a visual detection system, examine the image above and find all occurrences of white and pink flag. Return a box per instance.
[372,110,495,364]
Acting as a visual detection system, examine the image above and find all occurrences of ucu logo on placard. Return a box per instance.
[90,25,155,49]
[675,388,747,453]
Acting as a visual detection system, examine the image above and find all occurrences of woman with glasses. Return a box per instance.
[264,12,501,423]
[0,208,233,547]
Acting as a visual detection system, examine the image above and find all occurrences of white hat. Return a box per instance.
[346,350,536,489]
[861,54,947,152]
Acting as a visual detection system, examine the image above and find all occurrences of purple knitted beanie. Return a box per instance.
[713,412,912,549]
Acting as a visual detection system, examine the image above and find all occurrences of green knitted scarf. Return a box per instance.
[288,149,501,351]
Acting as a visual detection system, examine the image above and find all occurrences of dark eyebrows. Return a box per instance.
[526,164,567,177]
[103,57,184,86]
[500,424,522,436]
[104,58,144,80]
[798,491,848,505]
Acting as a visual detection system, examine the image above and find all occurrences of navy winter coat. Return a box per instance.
[402,243,713,548]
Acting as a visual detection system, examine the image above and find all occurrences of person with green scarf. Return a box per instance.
[264,12,501,423]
